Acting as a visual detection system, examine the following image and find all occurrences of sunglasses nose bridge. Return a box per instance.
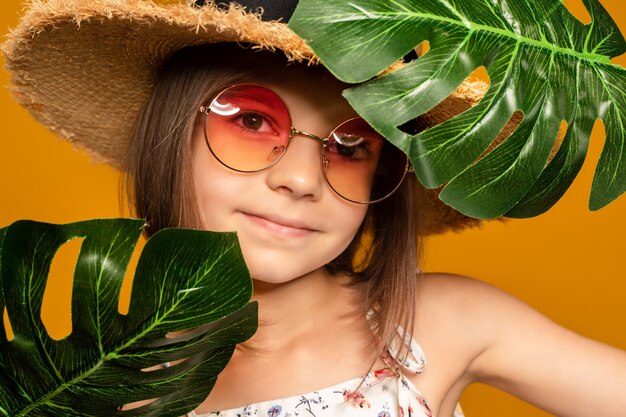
[290,127,328,147]
[290,126,328,167]
[289,127,330,167]
[290,126,328,171]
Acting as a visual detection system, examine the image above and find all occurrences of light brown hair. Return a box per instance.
[125,43,421,358]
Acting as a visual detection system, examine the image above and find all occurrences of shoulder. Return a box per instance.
[415,272,524,327]
[413,272,548,379]
[416,272,534,324]
[418,271,508,299]
[410,273,508,371]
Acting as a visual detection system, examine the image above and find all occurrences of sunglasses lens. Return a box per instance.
[205,84,291,171]
[324,118,407,203]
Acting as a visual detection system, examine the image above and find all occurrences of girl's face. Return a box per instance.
[191,66,369,283]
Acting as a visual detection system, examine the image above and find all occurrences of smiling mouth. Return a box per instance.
[241,212,317,237]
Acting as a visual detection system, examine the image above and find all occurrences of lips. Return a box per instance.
[240,211,318,237]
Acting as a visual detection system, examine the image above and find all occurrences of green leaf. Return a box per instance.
[289,0,626,219]
[0,219,257,416]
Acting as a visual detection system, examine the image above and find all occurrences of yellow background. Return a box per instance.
[0,1,624,416]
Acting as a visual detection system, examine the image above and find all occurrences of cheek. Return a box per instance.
[191,130,237,232]
[335,205,368,248]
[193,172,221,231]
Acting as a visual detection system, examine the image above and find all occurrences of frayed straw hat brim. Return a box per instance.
[2,0,503,234]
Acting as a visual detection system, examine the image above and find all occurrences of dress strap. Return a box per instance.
[366,310,428,374]
[386,325,427,374]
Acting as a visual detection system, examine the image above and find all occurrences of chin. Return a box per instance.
[245,262,311,285]
[234,239,322,282]
[242,250,327,286]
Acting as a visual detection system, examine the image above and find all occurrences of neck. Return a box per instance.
[244,267,365,353]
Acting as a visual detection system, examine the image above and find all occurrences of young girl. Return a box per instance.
[2,1,626,416]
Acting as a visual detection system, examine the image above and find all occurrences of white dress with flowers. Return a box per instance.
[188,331,464,417]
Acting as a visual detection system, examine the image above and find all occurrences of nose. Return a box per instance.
[265,134,325,200]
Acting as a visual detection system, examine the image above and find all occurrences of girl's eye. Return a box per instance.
[236,112,273,133]
[328,134,371,161]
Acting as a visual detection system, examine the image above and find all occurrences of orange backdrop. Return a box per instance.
[1,1,625,416]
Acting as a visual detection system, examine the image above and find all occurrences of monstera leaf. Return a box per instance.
[0,219,257,417]
[289,0,626,219]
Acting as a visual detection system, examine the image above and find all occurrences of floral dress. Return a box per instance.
[187,329,464,417]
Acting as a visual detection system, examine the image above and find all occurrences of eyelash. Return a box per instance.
[327,137,372,160]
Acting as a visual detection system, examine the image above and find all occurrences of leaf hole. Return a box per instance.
[3,308,13,341]
[141,357,189,373]
[402,49,419,64]
[401,66,491,135]
[586,118,607,178]
[562,0,592,24]
[403,41,430,63]
[118,234,147,315]
[398,119,420,135]
[41,237,85,340]
[415,40,430,57]
[118,398,158,411]
[478,110,525,159]
[548,120,569,164]
[468,66,490,85]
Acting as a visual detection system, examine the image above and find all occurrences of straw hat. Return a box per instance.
[2,0,510,234]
